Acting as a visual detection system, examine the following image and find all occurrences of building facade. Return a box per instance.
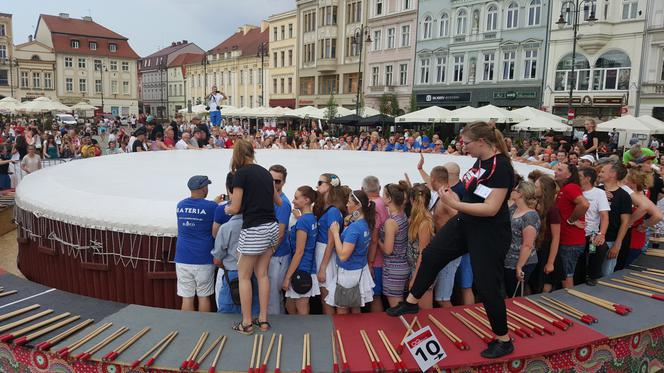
[638,0,664,119]
[0,13,15,99]
[364,0,418,112]
[34,13,140,116]
[186,23,270,109]
[166,53,203,115]
[542,0,645,121]
[414,0,550,110]
[267,10,298,108]
[296,0,368,109]
[139,41,204,118]
[13,38,57,102]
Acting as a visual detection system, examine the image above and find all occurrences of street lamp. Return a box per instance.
[556,0,597,124]
[257,41,269,107]
[95,62,107,113]
[351,25,372,116]
[1,58,18,98]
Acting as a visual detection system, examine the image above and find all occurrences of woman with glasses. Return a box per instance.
[314,173,346,315]
[378,182,410,308]
[326,190,376,314]
[387,121,516,359]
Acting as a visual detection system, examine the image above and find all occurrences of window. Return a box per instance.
[66,78,73,92]
[506,3,519,29]
[95,79,102,93]
[423,16,433,39]
[273,78,278,94]
[89,42,97,50]
[111,80,118,94]
[44,73,52,89]
[456,10,468,35]
[273,52,278,67]
[304,11,316,32]
[281,25,285,40]
[304,43,315,63]
[249,69,253,84]
[240,96,244,107]
[387,28,396,48]
[373,30,382,50]
[346,37,360,57]
[71,40,80,48]
[0,70,6,86]
[289,24,293,38]
[435,56,446,83]
[372,66,380,86]
[594,51,631,90]
[110,61,118,71]
[376,0,383,16]
[399,63,408,85]
[300,77,315,95]
[289,50,293,65]
[385,65,393,86]
[123,81,129,94]
[0,45,5,60]
[583,2,597,21]
[483,53,495,81]
[321,6,338,26]
[288,77,293,93]
[240,70,244,85]
[502,51,515,80]
[320,38,336,59]
[622,0,638,20]
[32,72,41,88]
[78,58,86,69]
[122,62,129,71]
[347,1,362,24]
[401,25,410,47]
[404,0,412,10]
[318,75,338,95]
[79,78,87,92]
[528,0,541,26]
[0,25,4,36]
[281,78,285,93]
[65,57,73,68]
[419,58,430,84]
[440,13,449,37]
[486,5,498,31]
[281,51,285,67]
[20,72,28,88]
[453,55,464,82]
[109,43,117,52]
[524,50,538,79]
[555,53,590,91]
[273,27,278,41]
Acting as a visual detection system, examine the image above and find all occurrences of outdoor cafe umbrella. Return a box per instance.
[395,106,451,123]
[357,114,395,126]
[331,114,363,125]
[0,97,21,114]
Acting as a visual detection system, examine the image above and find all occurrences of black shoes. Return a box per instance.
[481,339,514,359]
[386,301,419,316]
[586,278,598,286]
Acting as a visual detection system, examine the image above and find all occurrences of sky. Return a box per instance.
[5,0,295,56]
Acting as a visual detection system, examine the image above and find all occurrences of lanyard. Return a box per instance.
[463,154,497,190]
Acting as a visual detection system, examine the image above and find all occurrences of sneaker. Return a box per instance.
[480,339,514,359]
[586,278,598,286]
[386,301,419,317]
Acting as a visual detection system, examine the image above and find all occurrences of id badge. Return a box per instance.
[474,184,493,199]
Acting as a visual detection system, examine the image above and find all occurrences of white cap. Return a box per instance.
[579,154,595,164]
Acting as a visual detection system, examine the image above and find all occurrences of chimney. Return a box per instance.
[183,40,188,44]
[171,42,177,47]
[59,13,69,19]
[261,20,268,33]
[82,16,92,21]
[28,35,33,42]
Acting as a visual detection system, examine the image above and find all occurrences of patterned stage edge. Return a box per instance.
[0,326,662,373]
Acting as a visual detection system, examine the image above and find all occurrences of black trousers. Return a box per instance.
[411,215,511,336]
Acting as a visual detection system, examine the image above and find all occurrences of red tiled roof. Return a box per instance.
[40,14,127,39]
[139,42,198,71]
[208,26,268,57]
[168,53,204,68]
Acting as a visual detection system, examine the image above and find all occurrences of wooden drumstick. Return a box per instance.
[209,335,227,373]
[191,335,222,371]
[524,298,574,327]
[566,289,632,314]
[301,334,307,373]
[381,331,406,371]
[260,333,276,373]
[103,326,150,362]
[37,318,93,351]
[619,277,664,293]
[0,309,54,334]
[377,330,400,373]
[249,334,259,373]
[451,311,494,344]
[332,332,339,373]
[275,334,283,373]
[513,301,568,330]
[599,280,664,300]
[0,304,40,323]
[256,334,264,371]
[632,272,664,284]
[476,307,530,338]
[306,333,311,373]
[428,314,470,349]
[0,290,17,298]
[76,326,128,361]
[397,316,418,354]
[336,330,349,373]
[362,330,382,372]
[57,322,112,358]
[506,308,549,336]
[130,330,175,369]
[144,330,177,368]
[13,315,80,346]
[187,331,209,370]
[0,312,71,343]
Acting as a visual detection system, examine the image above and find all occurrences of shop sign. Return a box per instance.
[417,93,471,104]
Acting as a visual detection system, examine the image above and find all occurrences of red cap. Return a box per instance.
[180,360,189,370]
[12,336,28,346]
[191,362,200,370]
[130,359,141,369]
[274,368,281,373]
[616,304,633,312]
[108,351,119,361]
[520,328,532,338]
[552,320,568,330]
[57,347,69,358]
[343,361,350,373]
[453,341,463,350]
[307,365,312,373]
[542,327,556,336]
[209,367,216,373]
[562,318,574,326]
[513,329,525,338]
[580,315,593,324]
[651,294,664,301]
[250,368,255,373]
[260,364,266,373]
[615,307,629,316]
[35,341,48,350]
[333,362,339,373]
[396,345,403,354]
[145,357,156,367]
[300,369,305,373]
[462,341,471,350]
[532,327,544,336]
[371,361,378,371]
[0,334,14,343]
[102,351,113,361]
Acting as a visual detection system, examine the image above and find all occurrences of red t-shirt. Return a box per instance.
[556,183,586,246]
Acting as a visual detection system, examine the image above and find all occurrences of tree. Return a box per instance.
[325,92,338,121]
[379,93,401,116]
[408,93,418,113]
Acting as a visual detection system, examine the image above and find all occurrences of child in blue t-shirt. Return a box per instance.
[283,186,319,315]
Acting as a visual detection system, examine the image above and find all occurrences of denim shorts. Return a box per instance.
[559,245,585,277]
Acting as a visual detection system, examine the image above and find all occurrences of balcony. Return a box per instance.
[368,85,395,93]
[483,32,497,40]
[317,58,337,72]
[453,35,467,43]
[641,82,664,96]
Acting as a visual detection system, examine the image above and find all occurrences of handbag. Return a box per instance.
[223,270,241,305]
[334,265,363,308]
[291,252,315,295]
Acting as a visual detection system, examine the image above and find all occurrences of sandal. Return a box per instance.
[252,318,271,332]
[232,321,254,335]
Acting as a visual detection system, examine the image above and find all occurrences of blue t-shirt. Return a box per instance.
[394,143,407,152]
[175,197,218,264]
[214,201,232,225]
[384,143,395,152]
[274,192,292,257]
[289,213,318,273]
[317,206,343,245]
[451,181,467,201]
[339,219,370,270]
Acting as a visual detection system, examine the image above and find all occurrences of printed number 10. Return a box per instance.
[414,340,441,361]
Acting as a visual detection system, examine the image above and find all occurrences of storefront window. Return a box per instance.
[554,53,590,91]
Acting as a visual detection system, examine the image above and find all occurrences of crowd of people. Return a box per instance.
[172,119,664,359]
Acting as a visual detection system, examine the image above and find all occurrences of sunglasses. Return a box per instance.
[317,180,328,186]
[273,179,283,185]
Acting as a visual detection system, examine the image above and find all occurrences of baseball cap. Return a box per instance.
[629,138,639,145]
[187,175,212,190]
[146,115,155,124]
[422,136,430,143]
[579,154,595,164]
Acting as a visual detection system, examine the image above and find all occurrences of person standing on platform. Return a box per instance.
[175,175,218,312]
[387,122,516,359]
[224,140,281,335]
[553,163,589,289]
[362,176,387,312]
[532,175,564,293]
[378,182,410,308]
[283,186,319,314]
[576,167,609,285]
[405,183,435,309]
[207,85,226,127]
[597,161,632,277]
[268,164,292,315]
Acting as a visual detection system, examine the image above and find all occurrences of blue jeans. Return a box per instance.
[601,241,617,277]
[210,110,222,126]
[559,245,585,277]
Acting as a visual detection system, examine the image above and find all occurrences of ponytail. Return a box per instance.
[493,128,511,158]
[364,200,376,232]
[462,121,513,169]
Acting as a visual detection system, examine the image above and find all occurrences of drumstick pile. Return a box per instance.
[512,301,569,331]
[538,296,597,324]
[102,327,150,362]
[377,330,405,373]
[598,275,664,301]
[566,289,632,315]
[75,326,128,361]
[129,330,177,369]
[451,311,494,344]
[428,314,469,350]
[475,307,531,338]
[182,331,209,370]
[0,312,73,343]
[360,329,381,373]
[336,330,350,373]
